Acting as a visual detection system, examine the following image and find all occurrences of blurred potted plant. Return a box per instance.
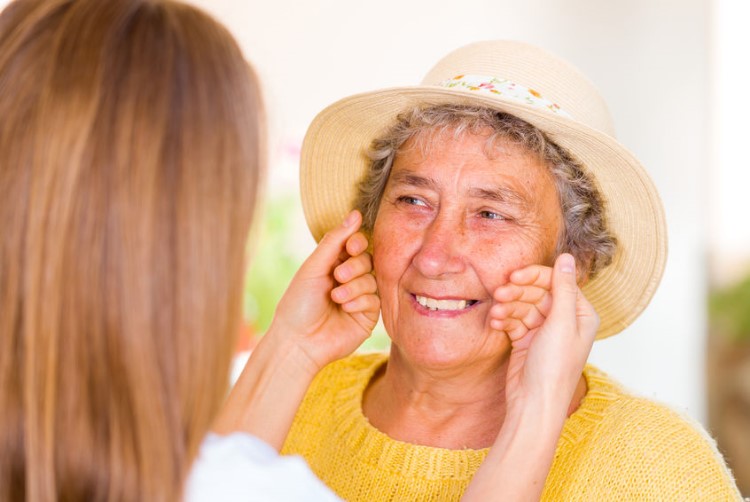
[240,194,307,351]
[708,273,750,495]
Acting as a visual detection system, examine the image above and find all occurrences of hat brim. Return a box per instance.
[301,85,667,339]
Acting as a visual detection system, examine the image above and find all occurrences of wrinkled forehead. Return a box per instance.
[396,124,548,168]
[387,128,559,210]
[392,126,553,187]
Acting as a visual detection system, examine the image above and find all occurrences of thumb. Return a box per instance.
[300,210,362,275]
[547,253,578,326]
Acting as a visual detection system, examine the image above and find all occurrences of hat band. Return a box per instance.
[437,74,572,119]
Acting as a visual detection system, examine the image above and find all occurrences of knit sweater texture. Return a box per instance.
[282,352,741,501]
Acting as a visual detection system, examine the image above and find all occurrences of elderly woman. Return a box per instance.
[281,41,742,500]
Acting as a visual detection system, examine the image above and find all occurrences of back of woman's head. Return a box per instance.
[0,0,263,499]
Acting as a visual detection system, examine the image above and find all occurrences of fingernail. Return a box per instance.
[560,253,575,274]
[343,210,358,228]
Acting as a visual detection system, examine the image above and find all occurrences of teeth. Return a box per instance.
[416,295,469,311]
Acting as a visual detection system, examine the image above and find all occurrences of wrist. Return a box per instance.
[506,372,585,427]
[262,322,322,379]
[212,331,323,449]
[501,388,575,453]
[463,394,570,502]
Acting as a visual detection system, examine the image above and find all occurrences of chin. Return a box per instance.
[391,338,477,371]
[389,327,510,372]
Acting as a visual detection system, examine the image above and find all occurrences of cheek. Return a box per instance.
[372,209,421,280]
[372,223,408,305]
[372,250,402,339]
[373,248,406,300]
[468,236,543,290]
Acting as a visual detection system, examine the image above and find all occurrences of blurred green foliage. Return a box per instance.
[243,195,305,334]
[709,274,750,342]
[243,195,391,352]
[359,322,390,352]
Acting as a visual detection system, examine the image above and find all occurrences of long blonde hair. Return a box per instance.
[0,0,263,499]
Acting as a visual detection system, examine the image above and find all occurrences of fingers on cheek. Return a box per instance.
[334,264,351,283]
[539,293,553,314]
[496,283,535,303]
[346,232,368,256]
[333,274,378,303]
[342,294,380,313]
[490,318,522,336]
[493,285,515,302]
[511,265,551,287]
[522,308,544,328]
[350,254,373,275]
[509,265,539,284]
[508,268,529,284]
[495,283,542,303]
[335,255,373,283]
[331,285,349,303]
[490,303,509,320]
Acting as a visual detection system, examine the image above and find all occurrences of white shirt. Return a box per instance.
[185,432,340,501]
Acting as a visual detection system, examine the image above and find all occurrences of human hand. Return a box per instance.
[463,255,596,501]
[265,210,380,374]
[490,253,598,414]
[214,211,378,446]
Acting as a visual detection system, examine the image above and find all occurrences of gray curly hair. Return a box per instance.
[354,104,618,279]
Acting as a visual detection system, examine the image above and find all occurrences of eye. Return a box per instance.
[479,210,506,220]
[397,195,428,207]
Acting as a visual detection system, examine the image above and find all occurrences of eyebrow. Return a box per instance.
[389,171,439,191]
[389,170,527,206]
[467,187,526,205]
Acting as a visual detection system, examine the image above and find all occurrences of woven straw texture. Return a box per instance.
[299,40,667,339]
[282,353,742,501]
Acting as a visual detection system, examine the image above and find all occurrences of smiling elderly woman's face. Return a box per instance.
[372,127,562,369]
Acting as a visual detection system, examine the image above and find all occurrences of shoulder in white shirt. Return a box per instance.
[185,432,340,501]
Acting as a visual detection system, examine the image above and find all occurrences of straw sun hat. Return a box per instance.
[300,40,667,339]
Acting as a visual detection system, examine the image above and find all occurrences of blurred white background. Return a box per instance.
[3,0,747,426]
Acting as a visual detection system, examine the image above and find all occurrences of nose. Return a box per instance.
[412,213,467,278]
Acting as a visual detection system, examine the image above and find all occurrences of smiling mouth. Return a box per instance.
[414,295,479,312]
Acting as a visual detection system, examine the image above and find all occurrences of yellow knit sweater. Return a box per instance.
[282,353,741,501]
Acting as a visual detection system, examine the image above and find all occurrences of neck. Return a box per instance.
[362,347,510,449]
